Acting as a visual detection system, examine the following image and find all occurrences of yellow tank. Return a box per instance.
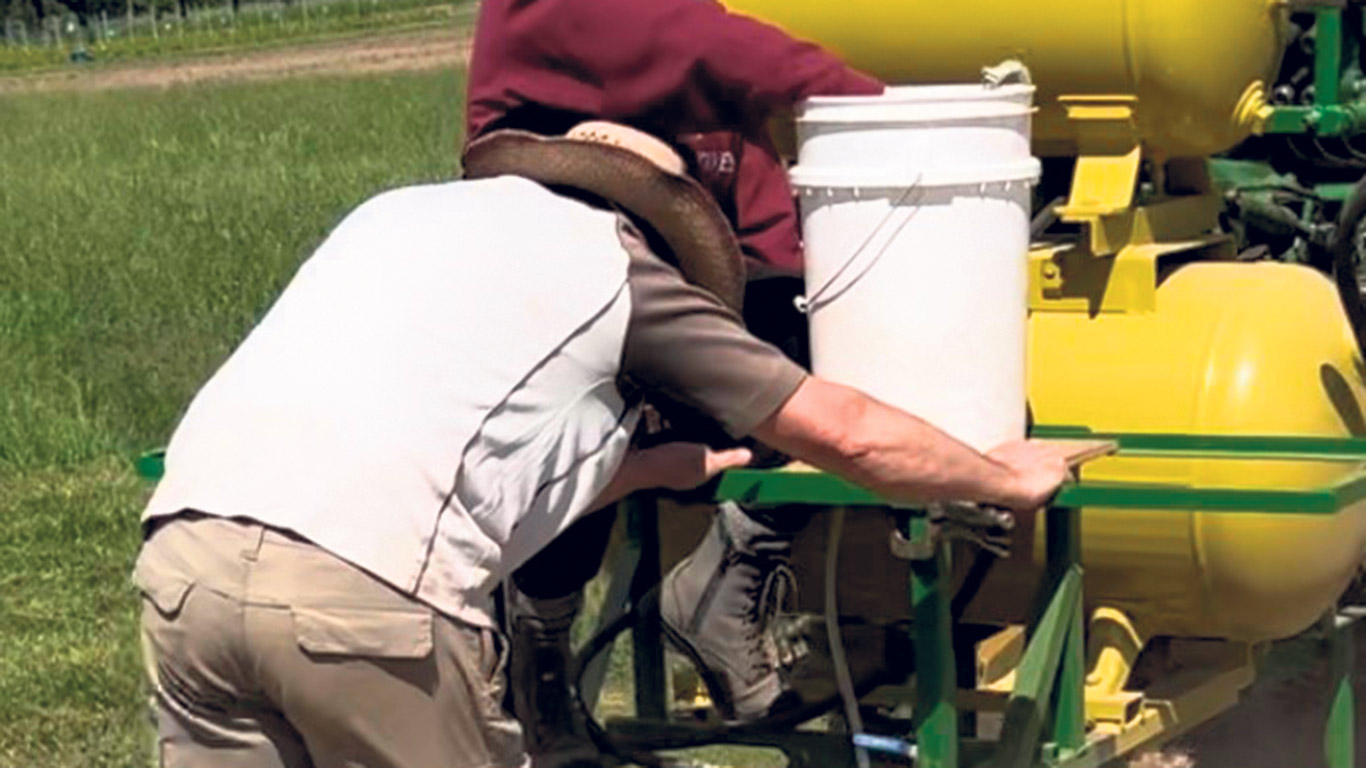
[724,0,1288,158]
[965,263,1366,641]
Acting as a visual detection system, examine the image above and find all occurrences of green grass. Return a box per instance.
[0,460,148,767]
[0,68,463,767]
[0,60,783,768]
[0,70,464,470]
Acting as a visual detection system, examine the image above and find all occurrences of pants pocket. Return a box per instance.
[291,606,434,659]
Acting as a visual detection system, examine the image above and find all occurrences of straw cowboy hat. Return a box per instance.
[462,121,746,313]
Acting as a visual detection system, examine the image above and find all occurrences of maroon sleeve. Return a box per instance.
[466,0,883,143]
[677,0,885,110]
[595,0,883,122]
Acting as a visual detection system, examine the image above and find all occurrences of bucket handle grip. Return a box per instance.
[795,175,925,315]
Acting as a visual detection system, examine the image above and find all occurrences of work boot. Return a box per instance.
[506,588,601,768]
[659,502,798,722]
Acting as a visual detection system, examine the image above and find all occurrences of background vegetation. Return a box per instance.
[0,68,463,767]
[0,0,469,73]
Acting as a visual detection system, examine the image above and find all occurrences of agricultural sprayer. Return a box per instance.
[576,2,1366,767]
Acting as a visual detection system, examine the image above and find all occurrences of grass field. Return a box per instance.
[0,68,463,767]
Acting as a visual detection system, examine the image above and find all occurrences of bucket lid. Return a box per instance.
[798,84,1036,123]
[790,157,1041,189]
[802,83,1035,107]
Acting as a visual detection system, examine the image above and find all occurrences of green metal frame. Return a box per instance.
[1211,2,1366,249]
[134,430,1363,767]
[1262,4,1366,138]
[1325,608,1362,768]
[679,429,1363,768]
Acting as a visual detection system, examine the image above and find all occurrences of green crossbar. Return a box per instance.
[716,427,1366,515]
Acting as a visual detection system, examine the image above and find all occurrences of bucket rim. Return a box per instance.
[790,158,1041,189]
[800,83,1036,108]
[796,104,1036,124]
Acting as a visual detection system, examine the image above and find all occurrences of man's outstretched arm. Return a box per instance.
[617,239,1068,512]
[751,377,1068,513]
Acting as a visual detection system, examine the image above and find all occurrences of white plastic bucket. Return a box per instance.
[791,84,1039,451]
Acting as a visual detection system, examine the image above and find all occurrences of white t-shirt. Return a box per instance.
[144,176,805,627]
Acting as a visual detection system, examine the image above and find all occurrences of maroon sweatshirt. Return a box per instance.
[464,0,883,274]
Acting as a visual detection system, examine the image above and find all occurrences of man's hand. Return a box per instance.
[985,439,1070,513]
[629,443,754,492]
[590,443,754,509]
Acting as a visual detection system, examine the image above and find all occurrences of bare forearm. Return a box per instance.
[832,395,1022,507]
[588,458,649,511]
[754,378,1025,508]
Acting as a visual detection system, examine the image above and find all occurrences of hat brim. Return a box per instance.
[462,130,746,313]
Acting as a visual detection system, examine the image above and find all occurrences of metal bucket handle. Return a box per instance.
[794,173,925,315]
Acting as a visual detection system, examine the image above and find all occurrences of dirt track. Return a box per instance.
[0,27,467,93]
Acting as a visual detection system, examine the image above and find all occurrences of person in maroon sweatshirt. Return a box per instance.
[465,0,882,275]
[464,1,884,762]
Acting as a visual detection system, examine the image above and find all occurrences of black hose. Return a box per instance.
[1324,175,1366,359]
[950,549,999,622]
[569,601,675,767]
[569,588,908,762]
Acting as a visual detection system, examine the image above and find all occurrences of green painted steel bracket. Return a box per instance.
[912,514,960,768]
[992,567,1083,768]
[1315,181,1358,202]
[1325,607,1362,768]
[1044,507,1086,757]
[136,449,165,481]
[715,466,1366,515]
[1316,6,1344,107]
[626,498,667,720]
[1260,5,1366,136]
[1260,104,1366,135]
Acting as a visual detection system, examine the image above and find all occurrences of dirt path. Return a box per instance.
[0,26,468,93]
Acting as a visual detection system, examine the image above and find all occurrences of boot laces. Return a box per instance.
[734,556,799,679]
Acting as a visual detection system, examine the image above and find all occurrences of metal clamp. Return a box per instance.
[889,503,1017,561]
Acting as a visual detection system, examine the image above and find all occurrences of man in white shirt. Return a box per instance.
[133,122,1066,768]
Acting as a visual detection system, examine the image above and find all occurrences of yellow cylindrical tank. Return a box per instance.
[725,0,1288,158]
[968,263,1366,641]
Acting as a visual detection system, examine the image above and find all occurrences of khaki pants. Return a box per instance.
[133,514,525,768]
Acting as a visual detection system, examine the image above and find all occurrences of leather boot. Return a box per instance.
[658,502,797,722]
[506,588,601,768]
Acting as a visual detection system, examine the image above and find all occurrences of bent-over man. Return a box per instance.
[133,123,1066,768]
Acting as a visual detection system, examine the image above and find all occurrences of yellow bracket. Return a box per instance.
[1056,95,1143,256]
[1030,196,1234,314]
[1084,607,1145,726]
[1093,640,1257,759]
[968,623,1257,761]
